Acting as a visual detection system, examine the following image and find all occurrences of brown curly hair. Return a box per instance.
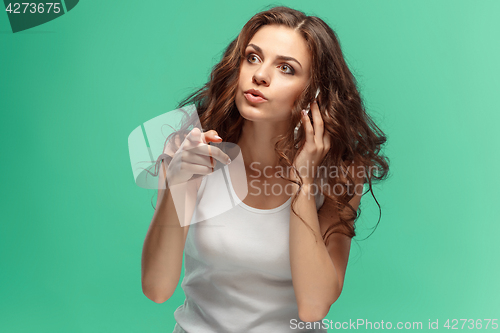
[148,5,390,246]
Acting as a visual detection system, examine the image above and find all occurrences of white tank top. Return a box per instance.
[172,164,328,333]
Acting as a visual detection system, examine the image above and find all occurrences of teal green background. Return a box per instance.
[1,0,499,332]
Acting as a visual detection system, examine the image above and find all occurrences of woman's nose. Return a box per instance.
[252,67,270,86]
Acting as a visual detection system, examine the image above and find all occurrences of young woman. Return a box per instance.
[141,6,389,333]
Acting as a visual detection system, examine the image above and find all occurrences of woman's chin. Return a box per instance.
[236,101,290,122]
[237,104,265,119]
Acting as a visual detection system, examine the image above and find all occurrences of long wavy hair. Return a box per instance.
[148,6,390,245]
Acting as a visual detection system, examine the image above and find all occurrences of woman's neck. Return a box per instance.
[237,119,289,177]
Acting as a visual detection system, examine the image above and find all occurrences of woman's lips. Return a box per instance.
[244,93,267,104]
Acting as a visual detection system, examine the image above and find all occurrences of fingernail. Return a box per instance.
[226,157,231,165]
[301,109,307,117]
[215,135,222,140]
[313,99,317,104]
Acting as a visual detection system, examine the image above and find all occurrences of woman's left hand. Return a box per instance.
[292,100,331,186]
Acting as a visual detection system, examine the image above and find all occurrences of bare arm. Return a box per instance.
[141,159,199,303]
[141,129,228,303]
[290,165,363,322]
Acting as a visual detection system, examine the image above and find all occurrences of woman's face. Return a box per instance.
[235,24,312,123]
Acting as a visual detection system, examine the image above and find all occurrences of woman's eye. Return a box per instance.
[247,54,259,63]
[280,64,295,75]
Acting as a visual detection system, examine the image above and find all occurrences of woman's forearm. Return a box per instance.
[289,183,340,322]
[141,162,194,303]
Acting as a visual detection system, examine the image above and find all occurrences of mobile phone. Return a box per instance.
[306,88,321,125]
[305,88,321,115]
[293,88,321,144]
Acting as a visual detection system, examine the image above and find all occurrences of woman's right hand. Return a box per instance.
[165,128,231,187]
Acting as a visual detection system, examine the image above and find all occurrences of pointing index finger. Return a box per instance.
[193,142,232,165]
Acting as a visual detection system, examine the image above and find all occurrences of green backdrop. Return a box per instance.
[1,0,499,332]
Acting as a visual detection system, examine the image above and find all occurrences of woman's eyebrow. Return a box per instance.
[246,43,302,69]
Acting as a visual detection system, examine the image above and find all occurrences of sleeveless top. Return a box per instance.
[172,164,328,333]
